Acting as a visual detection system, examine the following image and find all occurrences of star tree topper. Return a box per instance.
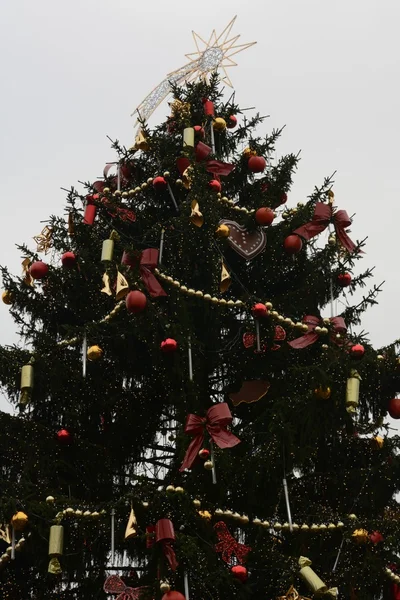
[133,16,256,123]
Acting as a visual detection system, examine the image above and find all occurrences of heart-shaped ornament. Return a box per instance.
[220,219,266,260]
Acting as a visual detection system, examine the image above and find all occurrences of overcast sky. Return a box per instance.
[1,0,399,413]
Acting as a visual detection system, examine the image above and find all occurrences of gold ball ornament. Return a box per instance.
[160,581,171,593]
[328,235,336,246]
[11,511,28,531]
[174,486,184,494]
[314,386,331,400]
[166,485,175,493]
[213,117,227,131]
[243,147,257,158]
[352,528,369,543]
[2,290,13,305]
[87,345,103,361]
[46,495,55,504]
[204,460,214,470]
[215,224,230,238]
[193,499,201,507]
[142,501,149,508]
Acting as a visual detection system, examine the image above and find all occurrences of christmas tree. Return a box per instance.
[1,21,400,600]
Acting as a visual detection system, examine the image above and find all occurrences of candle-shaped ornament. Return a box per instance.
[101,230,119,263]
[20,362,34,407]
[83,195,97,225]
[183,127,195,148]
[346,370,361,414]
[48,525,64,574]
[299,556,327,595]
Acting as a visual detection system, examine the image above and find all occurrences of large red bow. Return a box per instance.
[293,202,357,252]
[214,521,251,564]
[391,583,400,600]
[103,575,146,600]
[288,315,347,349]
[179,403,241,471]
[195,141,235,177]
[121,249,167,298]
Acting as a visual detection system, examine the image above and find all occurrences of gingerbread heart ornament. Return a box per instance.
[219,219,266,260]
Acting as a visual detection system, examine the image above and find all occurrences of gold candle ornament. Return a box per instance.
[101,239,114,263]
[183,127,195,148]
[298,556,327,595]
[20,364,34,407]
[346,370,361,414]
[48,525,64,575]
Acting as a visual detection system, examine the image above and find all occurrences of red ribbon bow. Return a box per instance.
[103,575,146,600]
[214,521,251,564]
[121,249,167,298]
[243,325,286,352]
[179,403,241,471]
[288,315,347,349]
[293,202,357,252]
[155,518,178,571]
[195,141,235,177]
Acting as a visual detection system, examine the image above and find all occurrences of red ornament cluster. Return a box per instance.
[252,303,268,318]
[350,344,365,359]
[153,176,167,190]
[248,155,266,173]
[283,235,302,254]
[61,252,77,269]
[337,272,352,287]
[57,428,72,444]
[227,115,237,129]
[209,179,222,193]
[231,565,248,582]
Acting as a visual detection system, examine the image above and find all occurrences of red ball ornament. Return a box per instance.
[29,261,49,280]
[231,565,248,582]
[61,252,77,269]
[369,530,384,544]
[252,303,268,318]
[280,192,288,204]
[198,448,210,459]
[337,272,352,287]
[209,179,222,193]
[283,235,302,254]
[57,428,72,445]
[194,125,205,138]
[248,155,266,173]
[227,115,237,129]
[126,291,147,314]
[153,176,167,190]
[162,592,186,600]
[388,397,400,419]
[350,344,365,359]
[161,338,178,353]
[255,207,274,226]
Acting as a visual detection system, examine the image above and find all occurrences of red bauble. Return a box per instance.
[29,261,49,280]
[198,448,210,459]
[252,303,268,318]
[162,592,186,600]
[248,155,266,173]
[350,344,365,359]
[153,176,167,190]
[61,252,77,269]
[126,291,147,314]
[283,235,302,254]
[337,272,352,287]
[209,179,222,193]
[194,125,205,138]
[255,207,274,226]
[388,397,400,419]
[161,338,178,353]
[369,530,384,544]
[227,115,237,129]
[57,428,72,444]
[231,565,248,582]
[280,192,288,204]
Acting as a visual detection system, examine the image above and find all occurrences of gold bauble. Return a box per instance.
[213,117,227,131]
[166,485,175,493]
[215,224,230,238]
[243,147,257,158]
[314,386,331,400]
[204,460,214,470]
[2,290,13,305]
[87,345,103,361]
[193,499,201,507]
[11,511,28,531]
[46,496,55,504]
[160,581,171,593]
[352,528,369,543]
[175,486,184,494]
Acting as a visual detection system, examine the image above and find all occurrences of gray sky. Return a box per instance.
[1,0,400,412]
